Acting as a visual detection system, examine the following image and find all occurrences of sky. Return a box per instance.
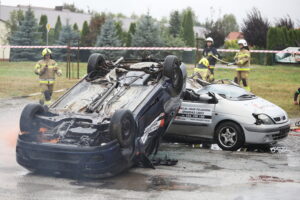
[1,0,300,26]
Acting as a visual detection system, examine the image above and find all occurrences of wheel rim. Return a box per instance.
[121,118,131,141]
[218,126,238,148]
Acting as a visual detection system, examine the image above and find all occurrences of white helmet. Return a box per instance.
[205,37,214,43]
[238,39,248,47]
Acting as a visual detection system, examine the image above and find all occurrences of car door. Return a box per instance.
[173,99,216,139]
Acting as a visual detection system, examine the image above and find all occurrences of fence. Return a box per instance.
[0,45,299,78]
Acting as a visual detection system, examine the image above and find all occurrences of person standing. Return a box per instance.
[202,37,221,82]
[232,39,251,91]
[34,48,62,105]
[294,88,300,105]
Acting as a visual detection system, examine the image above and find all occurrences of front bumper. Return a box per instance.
[16,138,131,178]
[243,121,290,144]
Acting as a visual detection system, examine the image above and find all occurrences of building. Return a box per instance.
[0,4,92,60]
[225,32,244,41]
[0,5,92,29]
[0,19,10,61]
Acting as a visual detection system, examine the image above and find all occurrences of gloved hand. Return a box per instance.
[40,65,48,74]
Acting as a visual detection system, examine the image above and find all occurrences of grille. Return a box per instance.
[271,127,289,140]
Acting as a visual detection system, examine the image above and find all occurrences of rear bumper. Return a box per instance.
[16,138,131,178]
[243,121,290,144]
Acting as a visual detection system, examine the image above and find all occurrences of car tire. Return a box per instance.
[215,121,245,151]
[20,103,44,133]
[87,53,105,74]
[163,55,183,97]
[109,109,136,148]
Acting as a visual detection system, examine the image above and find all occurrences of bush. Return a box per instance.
[223,40,239,62]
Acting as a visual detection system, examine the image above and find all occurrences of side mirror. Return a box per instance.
[208,92,218,104]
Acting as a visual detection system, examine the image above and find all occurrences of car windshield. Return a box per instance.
[202,84,256,100]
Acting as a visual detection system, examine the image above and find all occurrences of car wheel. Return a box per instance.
[163,55,183,97]
[20,103,44,133]
[87,53,105,74]
[215,122,245,151]
[109,109,136,148]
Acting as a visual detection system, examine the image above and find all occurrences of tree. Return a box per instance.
[86,13,106,46]
[10,7,42,61]
[132,14,163,47]
[275,16,294,30]
[73,23,79,31]
[115,21,126,45]
[54,16,62,41]
[38,15,48,44]
[54,24,80,61]
[169,10,181,37]
[242,8,270,48]
[180,9,195,47]
[125,22,136,46]
[221,14,239,36]
[6,10,24,32]
[81,21,90,46]
[203,18,226,48]
[95,18,123,59]
[6,10,24,40]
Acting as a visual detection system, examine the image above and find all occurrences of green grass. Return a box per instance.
[0,62,299,117]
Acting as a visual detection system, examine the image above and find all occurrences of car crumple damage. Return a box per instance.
[165,77,290,151]
[16,54,186,178]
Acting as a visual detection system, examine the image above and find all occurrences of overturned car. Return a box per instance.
[16,54,186,178]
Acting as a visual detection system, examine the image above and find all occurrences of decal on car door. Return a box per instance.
[175,104,212,123]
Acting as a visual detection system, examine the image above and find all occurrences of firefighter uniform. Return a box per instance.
[294,88,300,105]
[234,40,251,91]
[194,58,211,82]
[202,37,220,82]
[34,49,62,105]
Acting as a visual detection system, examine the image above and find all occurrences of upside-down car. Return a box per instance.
[16,54,186,178]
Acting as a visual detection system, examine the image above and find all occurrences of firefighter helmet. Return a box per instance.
[238,39,248,47]
[199,58,209,67]
[42,48,52,57]
[205,37,214,43]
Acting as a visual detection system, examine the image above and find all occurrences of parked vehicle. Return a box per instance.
[165,78,290,151]
[16,54,186,178]
[275,47,300,64]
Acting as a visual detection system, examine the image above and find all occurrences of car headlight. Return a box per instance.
[253,114,275,125]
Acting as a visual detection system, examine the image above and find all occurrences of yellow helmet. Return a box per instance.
[42,48,52,56]
[198,58,209,67]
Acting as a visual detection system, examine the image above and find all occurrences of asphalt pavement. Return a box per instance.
[0,98,300,200]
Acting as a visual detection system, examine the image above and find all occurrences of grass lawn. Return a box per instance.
[0,61,299,117]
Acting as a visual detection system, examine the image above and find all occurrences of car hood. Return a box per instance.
[228,97,288,120]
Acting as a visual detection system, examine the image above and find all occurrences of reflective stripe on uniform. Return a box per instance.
[194,68,208,73]
[40,79,55,84]
[209,66,215,69]
[236,68,250,71]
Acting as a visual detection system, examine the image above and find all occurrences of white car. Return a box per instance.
[165,79,290,151]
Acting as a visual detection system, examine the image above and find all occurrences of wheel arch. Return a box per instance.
[213,119,244,142]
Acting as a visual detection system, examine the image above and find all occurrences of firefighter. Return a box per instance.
[194,57,210,82]
[34,48,62,105]
[294,88,300,105]
[202,37,220,82]
[232,39,251,91]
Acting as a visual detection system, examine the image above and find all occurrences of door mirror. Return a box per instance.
[198,92,218,104]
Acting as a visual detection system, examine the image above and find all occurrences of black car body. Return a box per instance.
[16,54,186,178]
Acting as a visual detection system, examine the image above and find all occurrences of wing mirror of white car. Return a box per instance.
[198,92,218,104]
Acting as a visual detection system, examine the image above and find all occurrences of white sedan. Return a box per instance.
[166,79,290,151]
